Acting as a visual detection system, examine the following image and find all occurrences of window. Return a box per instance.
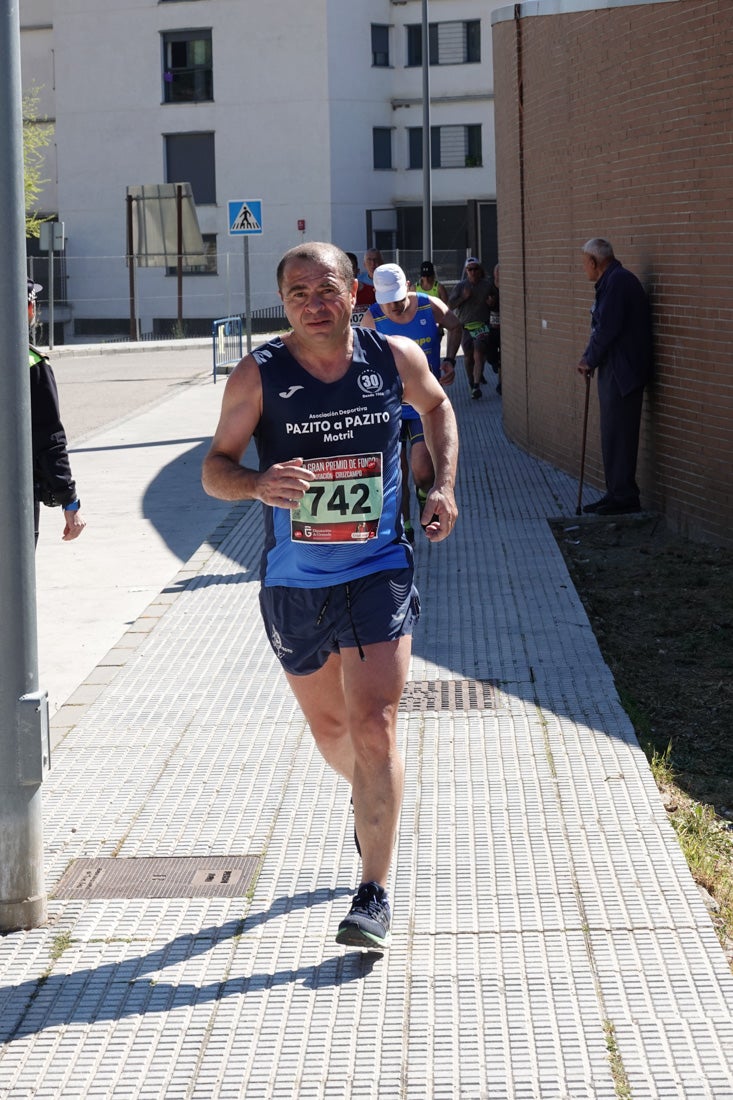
[166,233,217,276]
[408,127,440,170]
[164,132,216,204]
[408,125,482,169]
[371,24,390,67]
[162,29,213,103]
[373,127,393,170]
[406,20,480,67]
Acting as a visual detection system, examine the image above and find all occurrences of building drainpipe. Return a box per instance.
[514,4,531,441]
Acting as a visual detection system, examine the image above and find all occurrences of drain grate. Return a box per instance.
[399,679,496,712]
[53,855,261,900]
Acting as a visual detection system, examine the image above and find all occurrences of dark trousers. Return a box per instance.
[597,369,645,505]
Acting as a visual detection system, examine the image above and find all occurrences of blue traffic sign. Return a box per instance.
[228,200,263,236]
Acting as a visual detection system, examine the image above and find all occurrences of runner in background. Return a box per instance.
[361,263,462,543]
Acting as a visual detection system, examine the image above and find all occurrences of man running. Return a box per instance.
[202,242,459,951]
[361,262,462,539]
[448,258,494,399]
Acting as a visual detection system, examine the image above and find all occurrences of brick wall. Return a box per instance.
[492,0,733,545]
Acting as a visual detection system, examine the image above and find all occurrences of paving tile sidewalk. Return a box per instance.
[1,378,732,1099]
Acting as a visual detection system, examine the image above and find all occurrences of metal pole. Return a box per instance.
[47,235,54,350]
[0,0,48,932]
[244,236,252,353]
[421,0,432,262]
[126,193,137,341]
[176,183,183,329]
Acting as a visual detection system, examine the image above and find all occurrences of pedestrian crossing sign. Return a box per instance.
[228,200,263,236]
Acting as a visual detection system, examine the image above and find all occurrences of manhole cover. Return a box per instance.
[53,855,261,900]
[399,679,496,712]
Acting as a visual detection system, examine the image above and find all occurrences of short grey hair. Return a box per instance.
[582,238,615,263]
[276,242,353,291]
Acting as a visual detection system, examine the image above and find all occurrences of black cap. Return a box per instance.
[421,261,435,277]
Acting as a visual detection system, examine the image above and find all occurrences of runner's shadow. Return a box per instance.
[142,437,262,569]
[1,887,364,1041]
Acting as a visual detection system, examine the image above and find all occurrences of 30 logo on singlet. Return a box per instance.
[357,369,384,396]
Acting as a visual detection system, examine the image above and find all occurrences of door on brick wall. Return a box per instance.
[393,203,476,279]
[472,200,498,271]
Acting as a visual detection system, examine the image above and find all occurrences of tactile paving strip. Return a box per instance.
[1,379,732,1099]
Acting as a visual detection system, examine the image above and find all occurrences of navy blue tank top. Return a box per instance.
[253,327,411,587]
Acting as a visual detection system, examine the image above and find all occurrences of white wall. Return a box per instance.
[20,0,505,335]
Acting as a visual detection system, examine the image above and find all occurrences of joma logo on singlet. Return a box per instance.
[279,385,304,399]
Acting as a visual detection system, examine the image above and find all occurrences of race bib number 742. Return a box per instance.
[290,453,383,544]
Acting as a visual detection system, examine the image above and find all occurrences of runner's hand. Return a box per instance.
[420,488,458,543]
[439,361,456,386]
[256,458,315,509]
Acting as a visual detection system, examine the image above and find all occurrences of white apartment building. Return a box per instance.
[21,0,506,341]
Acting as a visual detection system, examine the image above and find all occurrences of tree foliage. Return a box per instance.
[23,86,53,238]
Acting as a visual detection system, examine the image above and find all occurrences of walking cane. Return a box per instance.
[575,370,591,516]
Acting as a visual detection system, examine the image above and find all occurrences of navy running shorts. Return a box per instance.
[259,567,420,676]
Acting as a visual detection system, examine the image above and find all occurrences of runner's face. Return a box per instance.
[280,259,355,342]
[364,251,383,276]
[382,297,409,321]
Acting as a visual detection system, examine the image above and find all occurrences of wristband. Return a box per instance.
[442,356,456,365]
[64,499,81,512]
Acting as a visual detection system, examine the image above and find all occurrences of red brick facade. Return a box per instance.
[492,0,733,545]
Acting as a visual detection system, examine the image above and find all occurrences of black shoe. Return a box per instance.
[471,385,482,400]
[336,881,391,950]
[582,495,611,514]
[594,500,641,516]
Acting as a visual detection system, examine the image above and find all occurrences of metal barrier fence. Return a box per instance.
[24,248,478,346]
[212,315,243,381]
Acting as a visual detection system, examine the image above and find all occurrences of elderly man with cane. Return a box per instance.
[577,238,653,515]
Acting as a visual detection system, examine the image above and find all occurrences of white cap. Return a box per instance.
[373,263,408,305]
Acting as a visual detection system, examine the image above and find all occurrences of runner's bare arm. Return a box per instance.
[429,298,463,363]
[202,355,315,508]
[389,335,459,542]
[359,310,376,330]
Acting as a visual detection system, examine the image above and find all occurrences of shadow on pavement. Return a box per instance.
[1,887,363,1041]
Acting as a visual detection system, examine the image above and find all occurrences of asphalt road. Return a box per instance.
[50,340,217,443]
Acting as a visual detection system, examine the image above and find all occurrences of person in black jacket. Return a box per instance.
[577,240,653,515]
[27,281,85,544]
